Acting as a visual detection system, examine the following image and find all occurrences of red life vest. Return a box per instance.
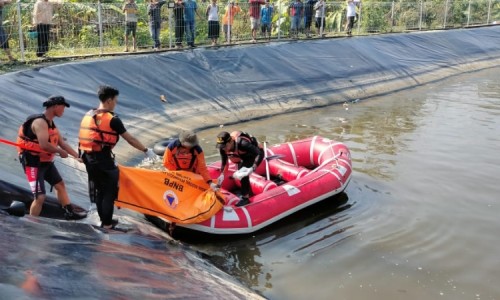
[78,109,119,152]
[16,114,59,162]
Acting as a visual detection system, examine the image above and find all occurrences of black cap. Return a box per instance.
[216,131,231,149]
[43,95,70,108]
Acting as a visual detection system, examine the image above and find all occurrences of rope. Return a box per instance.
[0,137,86,173]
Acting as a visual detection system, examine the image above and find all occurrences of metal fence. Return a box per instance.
[1,0,498,62]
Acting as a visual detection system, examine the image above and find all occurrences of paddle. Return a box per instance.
[264,142,270,180]
[229,153,285,180]
[265,154,285,161]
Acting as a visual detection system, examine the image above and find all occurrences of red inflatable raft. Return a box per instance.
[177,136,352,234]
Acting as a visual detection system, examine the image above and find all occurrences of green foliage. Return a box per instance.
[359,1,391,33]
[1,0,497,62]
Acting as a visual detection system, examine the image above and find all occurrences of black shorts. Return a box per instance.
[261,23,271,33]
[315,17,325,29]
[0,26,9,50]
[208,21,220,39]
[20,153,62,196]
[125,22,137,37]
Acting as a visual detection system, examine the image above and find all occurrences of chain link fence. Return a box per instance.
[1,0,498,62]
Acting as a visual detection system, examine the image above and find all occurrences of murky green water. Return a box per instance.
[187,66,500,300]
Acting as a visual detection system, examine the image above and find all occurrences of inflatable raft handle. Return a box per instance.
[152,138,176,156]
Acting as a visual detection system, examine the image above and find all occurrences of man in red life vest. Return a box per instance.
[17,95,85,219]
[79,85,156,229]
[216,131,264,206]
[163,130,218,191]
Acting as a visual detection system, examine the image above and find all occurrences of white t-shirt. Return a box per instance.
[346,1,357,17]
[207,4,219,21]
[314,1,325,18]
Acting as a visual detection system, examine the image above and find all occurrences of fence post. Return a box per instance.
[16,0,25,62]
[419,0,423,30]
[228,0,231,43]
[390,0,394,31]
[277,0,281,40]
[466,0,471,26]
[169,7,172,48]
[320,1,324,37]
[486,0,492,24]
[443,0,448,28]
[356,1,362,34]
[98,0,103,54]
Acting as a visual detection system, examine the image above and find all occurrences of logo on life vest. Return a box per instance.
[163,190,179,209]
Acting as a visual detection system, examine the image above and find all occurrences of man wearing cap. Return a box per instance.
[16,95,86,219]
[216,131,264,206]
[162,130,217,191]
[79,85,156,229]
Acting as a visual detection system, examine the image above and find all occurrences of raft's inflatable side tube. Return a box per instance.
[0,200,26,217]
[0,179,87,219]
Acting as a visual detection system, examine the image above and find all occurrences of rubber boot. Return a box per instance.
[235,196,250,207]
[63,205,87,220]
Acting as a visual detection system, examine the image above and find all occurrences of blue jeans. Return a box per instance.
[291,16,301,31]
[185,20,195,45]
[150,22,161,48]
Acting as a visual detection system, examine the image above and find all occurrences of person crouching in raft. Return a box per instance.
[216,131,264,206]
[163,130,218,191]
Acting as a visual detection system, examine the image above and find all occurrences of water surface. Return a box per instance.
[185,66,500,300]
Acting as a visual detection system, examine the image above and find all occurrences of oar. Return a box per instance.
[265,154,284,161]
[226,153,285,180]
[264,142,270,180]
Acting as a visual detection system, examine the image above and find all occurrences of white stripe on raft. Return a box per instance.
[288,142,298,166]
[326,168,342,183]
[318,141,342,164]
[210,214,216,228]
[182,176,351,234]
[309,136,318,166]
[242,207,252,229]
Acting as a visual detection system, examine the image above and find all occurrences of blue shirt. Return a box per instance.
[184,0,197,21]
[289,1,303,18]
[260,6,273,25]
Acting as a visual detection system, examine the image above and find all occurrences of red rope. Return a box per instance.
[0,138,44,153]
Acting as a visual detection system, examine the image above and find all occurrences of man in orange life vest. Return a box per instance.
[17,95,85,219]
[216,131,264,206]
[79,85,156,229]
[163,130,218,191]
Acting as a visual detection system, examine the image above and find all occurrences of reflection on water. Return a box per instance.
[177,193,352,292]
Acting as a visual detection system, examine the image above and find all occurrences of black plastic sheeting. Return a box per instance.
[1,26,499,190]
[0,26,499,298]
[0,212,263,299]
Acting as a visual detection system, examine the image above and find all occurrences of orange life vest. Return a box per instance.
[170,140,199,171]
[78,109,119,152]
[227,131,259,163]
[16,114,59,162]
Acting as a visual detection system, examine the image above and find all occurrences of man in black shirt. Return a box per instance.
[79,85,156,229]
